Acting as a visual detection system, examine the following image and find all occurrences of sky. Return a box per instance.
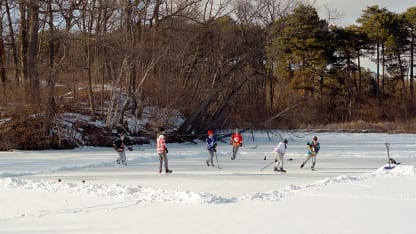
[312,0,415,71]
[314,0,415,26]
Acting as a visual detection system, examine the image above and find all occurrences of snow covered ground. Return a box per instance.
[1,132,416,234]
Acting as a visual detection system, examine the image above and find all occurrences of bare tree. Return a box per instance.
[234,0,301,115]
[4,0,19,82]
[233,0,301,26]
[43,0,68,135]
[27,0,40,105]
[80,0,98,120]
[0,2,6,87]
[172,0,269,135]
[19,0,28,82]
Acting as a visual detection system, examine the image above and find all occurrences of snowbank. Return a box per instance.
[1,165,414,205]
[241,165,415,202]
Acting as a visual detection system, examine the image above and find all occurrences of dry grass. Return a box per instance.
[301,119,416,133]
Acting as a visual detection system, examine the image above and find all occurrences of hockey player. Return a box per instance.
[230,129,243,160]
[206,130,218,167]
[113,132,133,165]
[157,127,172,174]
[273,139,288,172]
[300,136,320,170]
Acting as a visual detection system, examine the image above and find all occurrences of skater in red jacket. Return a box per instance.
[230,129,243,160]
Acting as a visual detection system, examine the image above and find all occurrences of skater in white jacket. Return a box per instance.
[273,139,288,172]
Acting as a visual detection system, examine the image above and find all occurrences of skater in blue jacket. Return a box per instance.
[206,130,217,167]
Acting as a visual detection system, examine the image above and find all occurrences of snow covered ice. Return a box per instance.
[0,132,416,234]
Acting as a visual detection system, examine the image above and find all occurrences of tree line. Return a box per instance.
[0,0,415,149]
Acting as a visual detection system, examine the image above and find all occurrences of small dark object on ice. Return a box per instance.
[58,178,62,182]
[81,180,86,183]
[384,158,401,170]
[264,156,267,160]
[389,158,400,165]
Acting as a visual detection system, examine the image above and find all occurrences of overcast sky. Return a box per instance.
[313,0,415,26]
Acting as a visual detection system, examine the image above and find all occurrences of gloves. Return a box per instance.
[165,149,168,154]
[128,146,133,151]
[213,149,217,152]
[240,143,243,147]
[275,159,277,162]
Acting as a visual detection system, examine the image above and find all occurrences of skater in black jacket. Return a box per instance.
[113,132,133,165]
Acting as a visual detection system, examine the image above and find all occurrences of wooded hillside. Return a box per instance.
[1,0,416,150]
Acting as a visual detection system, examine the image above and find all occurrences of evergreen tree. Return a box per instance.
[270,4,331,96]
[403,7,416,105]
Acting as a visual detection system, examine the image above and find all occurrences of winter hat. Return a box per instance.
[313,136,318,141]
[283,139,288,144]
[208,130,213,135]
[160,126,165,132]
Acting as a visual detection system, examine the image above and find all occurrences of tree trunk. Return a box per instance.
[357,50,362,98]
[82,0,97,121]
[19,1,28,82]
[27,0,40,105]
[268,65,274,112]
[207,76,253,130]
[177,55,250,135]
[376,42,380,97]
[410,28,414,107]
[381,43,385,98]
[396,40,405,95]
[43,0,60,135]
[0,13,6,86]
[101,63,105,118]
[106,54,161,130]
[106,59,127,129]
[4,0,19,82]
[153,0,161,27]
[86,49,96,121]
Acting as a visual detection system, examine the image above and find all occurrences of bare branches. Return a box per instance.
[264,101,306,125]
[233,0,301,26]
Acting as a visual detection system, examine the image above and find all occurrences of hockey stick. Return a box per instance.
[245,145,258,149]
[215,152,222,169]
[260,160,274,171]
[384,143,394,170]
